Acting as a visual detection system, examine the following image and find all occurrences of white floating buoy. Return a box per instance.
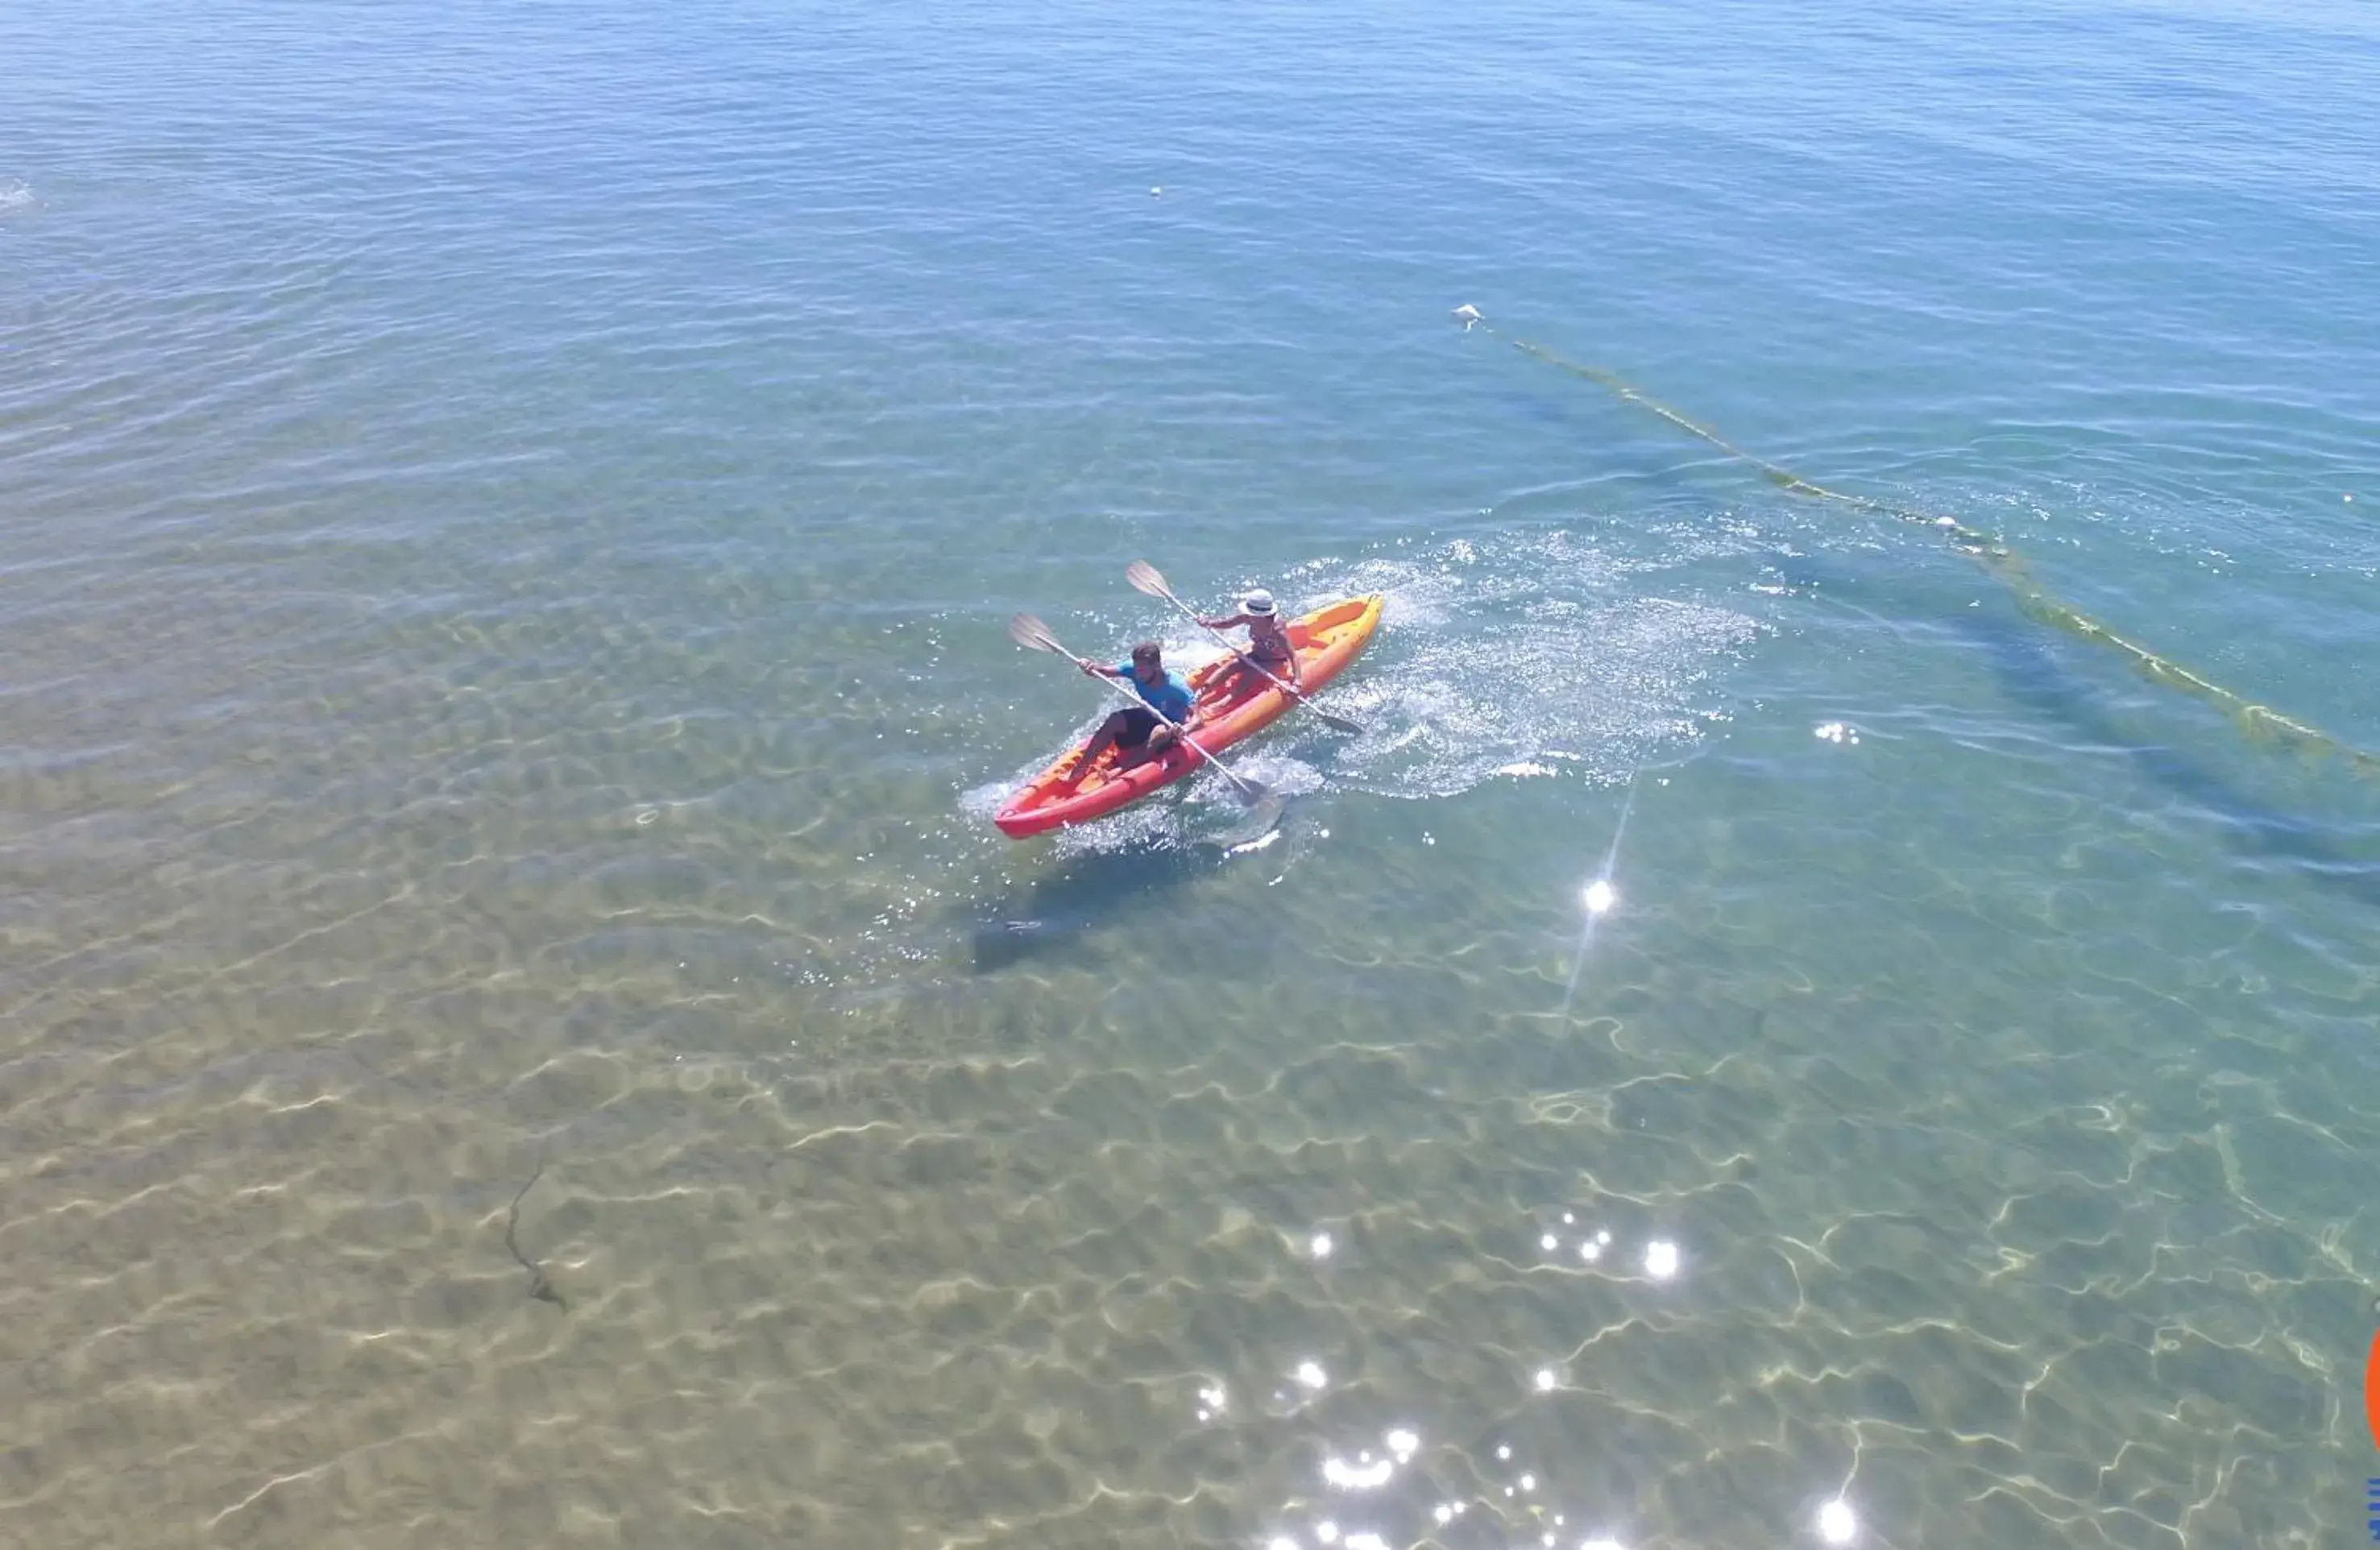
[1453,303,1482,330]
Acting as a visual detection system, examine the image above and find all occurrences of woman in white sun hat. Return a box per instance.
[1196,587,1300,703]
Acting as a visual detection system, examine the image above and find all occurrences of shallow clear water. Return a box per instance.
[4,1,2378,1545]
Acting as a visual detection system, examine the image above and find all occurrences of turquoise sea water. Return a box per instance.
[5,1,2378,1544]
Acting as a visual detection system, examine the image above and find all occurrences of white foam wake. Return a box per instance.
[1280,527,1761,799]
[963,523,1761,848]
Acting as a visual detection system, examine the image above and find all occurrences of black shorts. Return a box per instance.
[1113,706,1161,748]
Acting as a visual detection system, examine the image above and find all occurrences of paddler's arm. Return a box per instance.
[1163,685,1202,735]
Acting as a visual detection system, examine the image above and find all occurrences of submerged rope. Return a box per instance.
[1454,305,2380,776]
[504,1154,566,1310]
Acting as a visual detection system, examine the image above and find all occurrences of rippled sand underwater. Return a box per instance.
[8,0,2380,1545]
[10,556,2372,1548]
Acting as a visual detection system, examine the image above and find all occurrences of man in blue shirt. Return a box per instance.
[1074,641,1200,777]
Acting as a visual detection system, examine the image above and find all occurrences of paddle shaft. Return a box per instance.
[1072,657,1269,800]
[1127,566,1359,733]
[1009,611,1271,802]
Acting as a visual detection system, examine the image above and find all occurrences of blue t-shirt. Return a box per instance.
[1117,663,1193,723]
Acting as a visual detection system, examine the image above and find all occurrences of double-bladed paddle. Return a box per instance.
[1123,561,1363,734]
[1007,613,1282,820]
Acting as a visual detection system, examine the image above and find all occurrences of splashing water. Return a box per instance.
[969,528,1760,850]
[1283,529,1758,801]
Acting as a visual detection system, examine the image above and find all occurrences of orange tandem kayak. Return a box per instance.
[994,594,1383,838]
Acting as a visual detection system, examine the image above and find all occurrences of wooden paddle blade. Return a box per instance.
[1008,613,1063,653]
[1123,559,1172,599]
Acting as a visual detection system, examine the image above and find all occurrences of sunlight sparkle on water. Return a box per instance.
[1309,1231,1333,1259]
[1643,1240,1679,1280]
[1818,1498,1858,1543]
[1295,1361,1328,1390]
[1324,1455,1395,1490]
[1582,878,1616,914]
[1533,1368,1557,1391]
